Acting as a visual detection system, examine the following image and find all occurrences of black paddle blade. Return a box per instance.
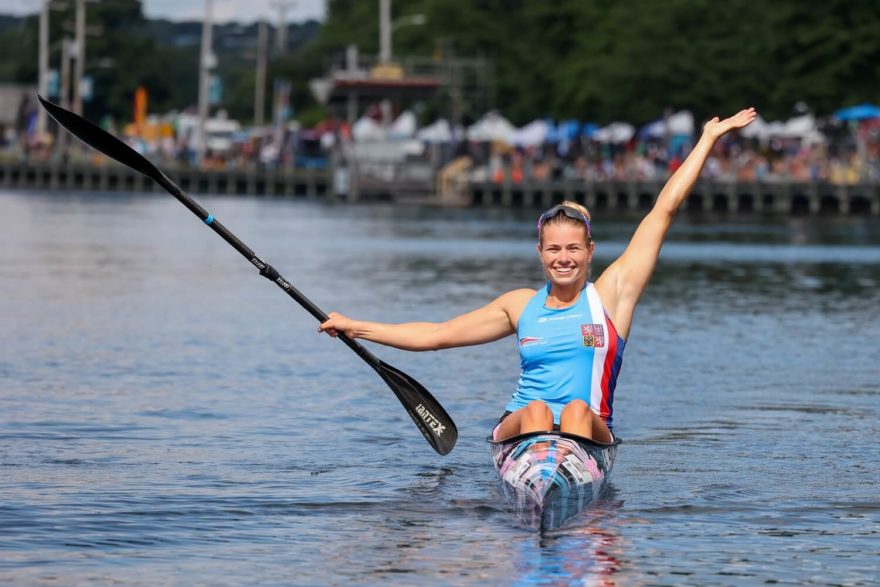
[38,95,163,182]
[378,361,457,455]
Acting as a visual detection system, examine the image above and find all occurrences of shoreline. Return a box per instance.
[1,160,878,215]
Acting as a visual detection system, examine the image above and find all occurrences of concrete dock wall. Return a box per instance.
[0,162,332,199]
[468,178,880,215]
[2,161,878,215]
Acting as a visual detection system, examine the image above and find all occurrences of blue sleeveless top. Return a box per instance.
[505,282,625,428]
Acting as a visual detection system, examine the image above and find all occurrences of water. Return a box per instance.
[1,190,878,586]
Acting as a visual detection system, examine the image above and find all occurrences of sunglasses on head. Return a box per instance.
[537,204,592,238]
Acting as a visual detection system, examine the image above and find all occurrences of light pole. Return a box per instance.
[196,0,215,166]
[378,0,425,64]
[72,0,85,115]
[377,1,425,128]
[55,36,72,156]
[59,39,72,110]
[37,0,50,140]
[254,19,267,127]
[379,0,391,64]
[271,0,296,55]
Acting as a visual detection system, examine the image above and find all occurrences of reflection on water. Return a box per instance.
[517,495,627,586]
[1,192,878,585]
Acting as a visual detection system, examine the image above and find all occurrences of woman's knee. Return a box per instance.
[561,399,591,420]
[523,400,553,421]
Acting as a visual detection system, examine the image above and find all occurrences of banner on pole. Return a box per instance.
[80,76,93,102]
[47,70,59,98]
[209,75,223,106]
[134,86,148,132]
[273,78,293,127]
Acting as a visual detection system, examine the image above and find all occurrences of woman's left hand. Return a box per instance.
[702,107,757,141]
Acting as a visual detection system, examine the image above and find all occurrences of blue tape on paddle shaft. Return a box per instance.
[204,214,214,225]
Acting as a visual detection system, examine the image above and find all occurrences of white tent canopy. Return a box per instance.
[352,116,384,142]
[765,121,787,137]
[641,111,695,138]
[390,110,417,138]
[417,119,453,143]
[668,111,695,135]
[781,114,817,139]
[595,122,635,143]
[511,119,550,147]
[740,114,823,143]
[466,111,516,143]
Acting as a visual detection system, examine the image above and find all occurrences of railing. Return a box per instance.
[468,177,880,215]
[0,160,331,199]
[4,159,877,215]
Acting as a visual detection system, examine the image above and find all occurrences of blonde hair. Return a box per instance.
[538,201,593,246]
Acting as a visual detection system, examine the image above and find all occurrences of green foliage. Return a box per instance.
[314,0,880,124]
[1,0,878,125]
[6,0,194,120]
[0,1,321,125]
[296,105,330,128]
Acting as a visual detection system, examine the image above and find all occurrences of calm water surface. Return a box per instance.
[1,190,878,586]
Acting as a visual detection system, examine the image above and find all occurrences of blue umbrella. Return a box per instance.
[581,122,600,139]
[544,119,582,143]
[544,118,560,143]
[833,103,880,121]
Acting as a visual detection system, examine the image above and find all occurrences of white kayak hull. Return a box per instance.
[490,431,621,531]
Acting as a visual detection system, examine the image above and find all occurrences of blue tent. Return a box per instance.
[833,104,880,121]
[544,119,561,143]
[580,123,600,139]
[543,119,583,143]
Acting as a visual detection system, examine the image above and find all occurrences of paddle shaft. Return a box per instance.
[152,170,381,370]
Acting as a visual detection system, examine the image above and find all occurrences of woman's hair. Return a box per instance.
[538,201,593,246]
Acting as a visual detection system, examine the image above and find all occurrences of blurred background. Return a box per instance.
[0,0,878,207]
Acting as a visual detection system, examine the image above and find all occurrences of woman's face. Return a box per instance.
[537,223,594,288]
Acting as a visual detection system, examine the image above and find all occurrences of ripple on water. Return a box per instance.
[1,194,878,585]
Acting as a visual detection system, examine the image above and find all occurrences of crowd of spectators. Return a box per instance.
[5,110,880,187]
[467,124,880,186]
[5,121,326,173]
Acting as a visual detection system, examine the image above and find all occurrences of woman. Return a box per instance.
[319,108,757,443]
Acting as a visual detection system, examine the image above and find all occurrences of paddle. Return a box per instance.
[38,95,457,455]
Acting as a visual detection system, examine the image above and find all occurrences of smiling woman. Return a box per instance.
[319,108,759,445]
[319,109,757,527]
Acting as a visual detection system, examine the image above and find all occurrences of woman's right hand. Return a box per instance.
[318,312,358,338]
[702,107,757,141]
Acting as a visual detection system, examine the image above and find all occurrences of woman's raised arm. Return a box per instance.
[597,108,757,337]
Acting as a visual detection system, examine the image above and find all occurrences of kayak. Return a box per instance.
[489,431,621,531]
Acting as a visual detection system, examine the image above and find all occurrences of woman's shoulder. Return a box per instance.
[501,288,540,302]
[493,288,540,312]
[493,288,539,330]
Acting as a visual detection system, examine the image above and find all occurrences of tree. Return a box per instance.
[2,0,878,124]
